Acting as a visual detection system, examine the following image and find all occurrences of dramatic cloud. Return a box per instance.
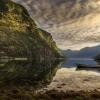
[14,0,100,26]
[14,0,100,50]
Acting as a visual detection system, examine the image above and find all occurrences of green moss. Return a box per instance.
[0,0,61,61]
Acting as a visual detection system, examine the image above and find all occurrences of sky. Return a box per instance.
[14,0,100,50]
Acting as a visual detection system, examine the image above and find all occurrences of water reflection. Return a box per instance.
[76,67,100,73]
[0,59,60,88]
[62,58,97,67]
[0,58,100,91]
[45,59,100,92]
[61,58,100,73]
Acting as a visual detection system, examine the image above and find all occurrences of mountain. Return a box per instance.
[13,0,100,50]
[63,45,100,58]
[0,0,61,61]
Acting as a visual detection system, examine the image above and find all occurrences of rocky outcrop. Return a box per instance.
[0,0,60,61]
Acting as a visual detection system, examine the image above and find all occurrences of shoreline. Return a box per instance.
[34,89,100,100]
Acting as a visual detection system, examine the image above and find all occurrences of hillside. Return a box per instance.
[0,0,60,61]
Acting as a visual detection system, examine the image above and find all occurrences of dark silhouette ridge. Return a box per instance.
[63,45,100,58]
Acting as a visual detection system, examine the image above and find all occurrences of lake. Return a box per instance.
[62,58,98,67]
[0,58,100,99]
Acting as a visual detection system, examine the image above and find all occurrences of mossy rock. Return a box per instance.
[0,0,60,61]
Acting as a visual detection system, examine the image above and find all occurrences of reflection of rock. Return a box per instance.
[0,60,60,88]
[94,54,100,64]
[0,0,60,61]
[0,55,61,99]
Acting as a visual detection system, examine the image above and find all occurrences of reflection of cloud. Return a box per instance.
[47,68,100,91]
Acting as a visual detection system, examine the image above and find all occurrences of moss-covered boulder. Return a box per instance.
[0,0,61,61]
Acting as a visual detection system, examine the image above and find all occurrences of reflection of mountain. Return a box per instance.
[14,0,100,50]
[63,45,100,58]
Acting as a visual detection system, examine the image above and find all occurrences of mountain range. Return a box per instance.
[63,45,100,58]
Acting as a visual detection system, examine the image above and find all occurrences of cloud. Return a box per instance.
[14,0,100,26]
[14,0,100,50]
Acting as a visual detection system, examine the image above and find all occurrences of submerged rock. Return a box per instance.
[0,0,61,61]
[94,55,100,64]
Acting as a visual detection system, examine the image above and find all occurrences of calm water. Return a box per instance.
[0,58,100,91]
[62,58,98,67]
[46,58,100,91]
